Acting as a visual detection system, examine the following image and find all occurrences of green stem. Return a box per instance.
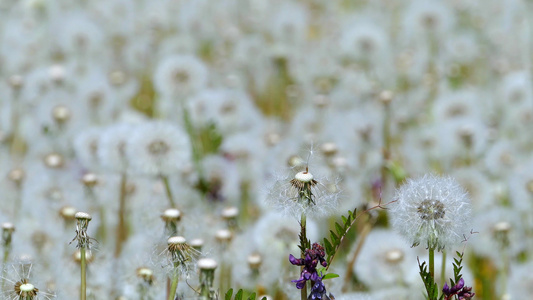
[300,213,308,300]
[181,105,206,195]
[115,173,128,257]
[440,250,446,289]
[381,100,392,189]
[342,220,372,293]
[501,249,509,297]
[80,247,87,300]
[429,247,435,280]
[161,175,176,208]
[168,266,179,300]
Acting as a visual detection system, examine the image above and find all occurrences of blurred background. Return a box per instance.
[0,0,532,299]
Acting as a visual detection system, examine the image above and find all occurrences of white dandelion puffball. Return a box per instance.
[126,122,191,176]
[153,54,208,97]
[389,174,472,251]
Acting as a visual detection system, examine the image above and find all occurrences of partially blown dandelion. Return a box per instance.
[266,167,340,218]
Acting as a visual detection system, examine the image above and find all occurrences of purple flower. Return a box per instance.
[289,243,328,290]
[443,278,475,300]
[308,276,335,300]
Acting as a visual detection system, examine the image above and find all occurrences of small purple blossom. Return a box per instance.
[289,243,334,299]
[443,278,475,300]
[309,276,333,300]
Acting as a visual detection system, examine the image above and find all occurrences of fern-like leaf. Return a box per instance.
[322,208,357,269]
[417,258,442,300]
[450,251,464,287]
[223,289,266,300]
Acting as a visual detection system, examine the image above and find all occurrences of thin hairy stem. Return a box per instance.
[342,219,372,293]
[168,265,179,300]
[115,173,128,257]
[161,175,176,208]
[429,247,435,280]
[80,247,87,300]
[300,213,308,300]
[440,250,446,289]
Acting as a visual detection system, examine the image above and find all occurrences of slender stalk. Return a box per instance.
[115,173,128,257]
[380,98,392,189]
[300,213,308,300]
[429,247,435,280]
[167,265,179,300]
[180,105,207,196]
[440,250,446,289]
[161,175,176,208]
[342,221,372,292]
[80,247,87,300]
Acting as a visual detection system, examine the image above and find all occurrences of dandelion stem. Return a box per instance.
[161,175,176,208]
[300,213,308,300]
[429,247,435,280]
[380,95,392,189]
[80,247,87,300]
[440,250,446,289]
[115,173,129,257]
[180,104,207,196]
[168,264,179,300]
[342,220,372,293]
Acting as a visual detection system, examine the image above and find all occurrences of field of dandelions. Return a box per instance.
[0,0,532,299]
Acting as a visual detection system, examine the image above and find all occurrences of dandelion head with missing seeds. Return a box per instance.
[389,174,472,251]
[266,151,340,218]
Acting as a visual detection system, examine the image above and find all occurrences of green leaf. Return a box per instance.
[235,289,244,300]
[225,289,233,300]
[341,215,348,225]
[418,259,439,300]
[322,273,340,280]
[322,208,359,268]
[335,222,343,236]
[247,292,256,300]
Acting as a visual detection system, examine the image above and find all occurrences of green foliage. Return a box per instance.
[322,208,357,268]
[224,288,267,300]
[298,218,311,254]
[417,258,443,300]
[450,251,464,287]
[316,266,339,280]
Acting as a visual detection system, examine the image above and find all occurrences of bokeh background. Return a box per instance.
[0,0,532,299]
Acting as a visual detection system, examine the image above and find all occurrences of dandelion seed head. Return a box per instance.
[136,267,154,284]
[81,172,98,188]
[9,74,24,90]
[161,208,181,222]
[126,122,190,176]
[221,207,239,220]
[8,168,25,186]
[75,212,91,221]
[389,174,472,251]
[51,104,71,124]
[266,164,340,218]
[247,253,262,270]
[59,206,77,221]
[43,153,64,169]
[198,258,217,270]
[190,238,203,252]
[215,229,233,243]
